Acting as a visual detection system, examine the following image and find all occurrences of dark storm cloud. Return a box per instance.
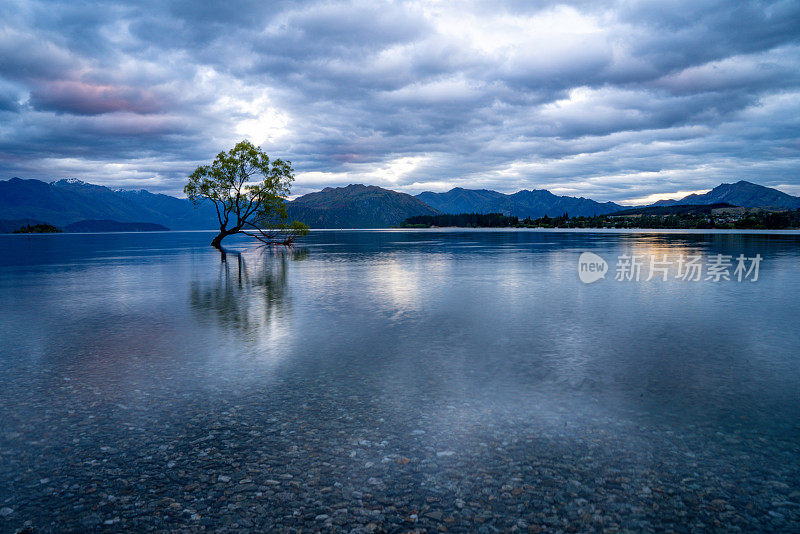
[0,0,799,201]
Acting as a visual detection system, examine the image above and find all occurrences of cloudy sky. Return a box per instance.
[1,0,799,203]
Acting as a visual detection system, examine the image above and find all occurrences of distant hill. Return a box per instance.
[610,203,737,216]
[652,181,800,209]
[64,220,170,232]
[0,178,218,229]
[113,188,220,230]
[416,187,625,218]
[288,184,439,228]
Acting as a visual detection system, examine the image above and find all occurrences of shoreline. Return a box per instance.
[4,227,800,236]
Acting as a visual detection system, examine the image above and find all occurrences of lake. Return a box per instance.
[1,229,799,531]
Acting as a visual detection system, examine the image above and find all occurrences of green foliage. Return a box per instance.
[184,140,309,247]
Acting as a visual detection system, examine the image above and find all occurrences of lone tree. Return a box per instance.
[185,141,309,248]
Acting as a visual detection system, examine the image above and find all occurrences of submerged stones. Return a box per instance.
[2,385,799,533]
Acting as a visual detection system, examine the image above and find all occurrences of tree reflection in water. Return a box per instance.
[189,247,307,337]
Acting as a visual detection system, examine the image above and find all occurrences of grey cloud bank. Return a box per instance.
[0,0,798,203]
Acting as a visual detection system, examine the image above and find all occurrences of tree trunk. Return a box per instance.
[211,226,242,248]
[211,231,227,249]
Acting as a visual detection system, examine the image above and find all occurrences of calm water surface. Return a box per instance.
[1,230,799,531]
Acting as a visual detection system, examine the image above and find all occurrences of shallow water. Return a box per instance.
[1,230,799,531]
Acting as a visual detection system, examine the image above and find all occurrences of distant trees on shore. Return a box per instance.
[402,213,519,228]
[401,208,800,229]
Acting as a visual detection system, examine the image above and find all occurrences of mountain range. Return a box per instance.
[652,181,800,210]
[416,188,624,218]
[0,177,218,230]
[1,177,798,230]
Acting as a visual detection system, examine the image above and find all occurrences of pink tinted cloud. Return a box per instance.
[29,80,165,115]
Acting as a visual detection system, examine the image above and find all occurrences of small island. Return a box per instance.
[0,218,174,234]
[13,223,61,233]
